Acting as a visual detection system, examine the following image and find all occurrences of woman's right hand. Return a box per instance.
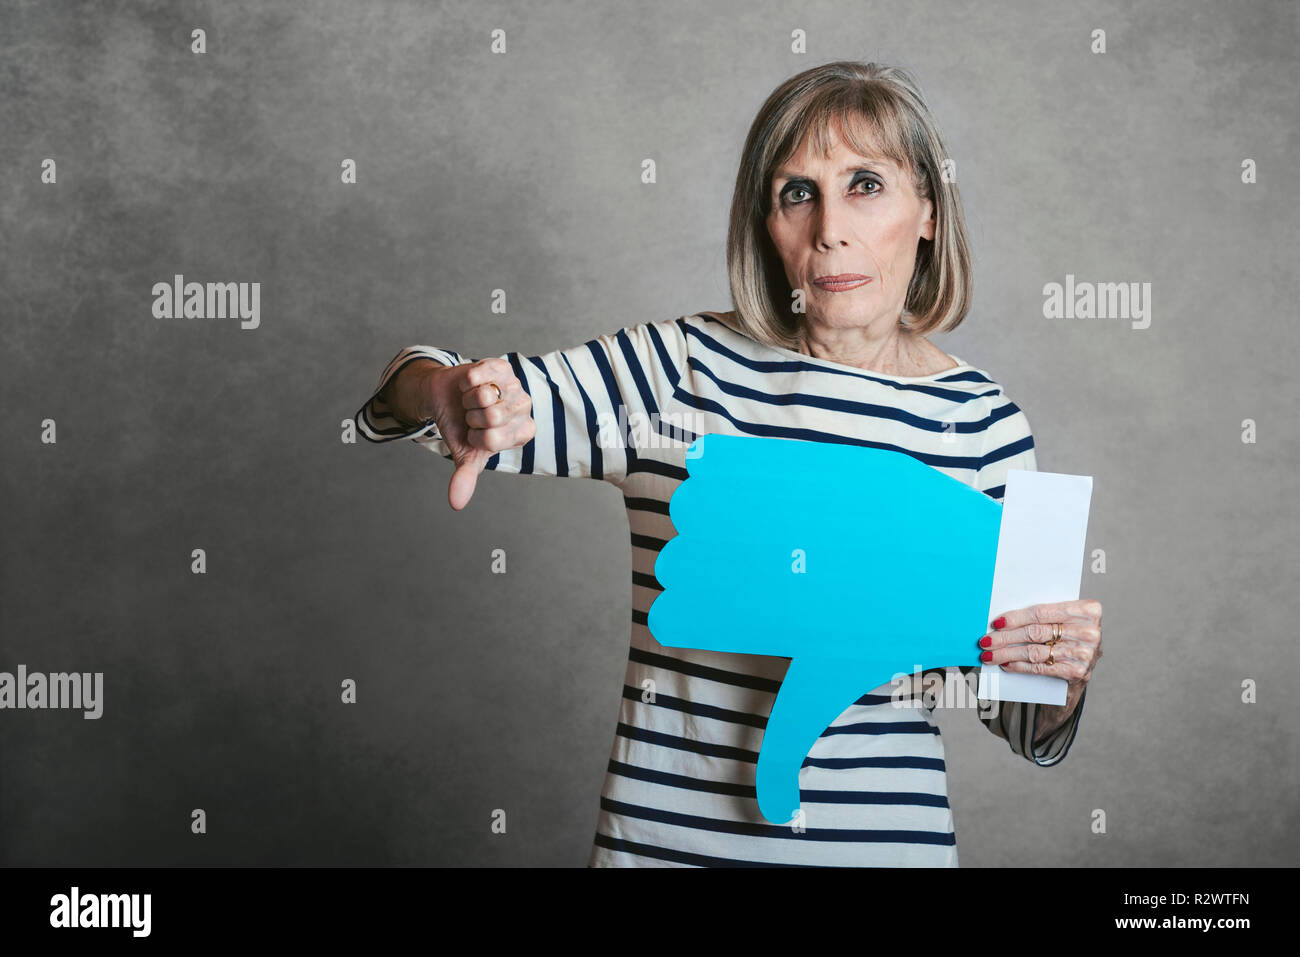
[391,358,535,511]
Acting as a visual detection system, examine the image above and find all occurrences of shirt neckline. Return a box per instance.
[759,333,971,382]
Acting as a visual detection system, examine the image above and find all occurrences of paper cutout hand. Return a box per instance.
[647,433,1003,824]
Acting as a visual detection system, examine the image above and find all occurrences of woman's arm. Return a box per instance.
[355,318,689,488]
[968,395,1088,765]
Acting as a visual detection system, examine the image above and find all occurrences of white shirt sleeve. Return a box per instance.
[354,318,689,488]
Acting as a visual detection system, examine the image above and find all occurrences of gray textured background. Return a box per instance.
[2,0,1297,866]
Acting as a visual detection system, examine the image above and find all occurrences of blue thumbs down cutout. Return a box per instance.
[646,432,1003,824]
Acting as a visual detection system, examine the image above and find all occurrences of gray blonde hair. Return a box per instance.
[725,60,973,350]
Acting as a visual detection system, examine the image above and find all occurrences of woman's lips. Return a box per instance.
[813,275,871,291]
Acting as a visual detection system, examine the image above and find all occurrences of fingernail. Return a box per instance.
[979,650,993,662]
[992,617,1006,629]
[979,635,992,647]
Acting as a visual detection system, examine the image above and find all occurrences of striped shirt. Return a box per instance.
[356,310,1087,866]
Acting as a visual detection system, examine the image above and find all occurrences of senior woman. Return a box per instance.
[356,60,1102,867]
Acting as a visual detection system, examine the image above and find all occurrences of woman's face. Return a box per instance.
[765,124,935,336]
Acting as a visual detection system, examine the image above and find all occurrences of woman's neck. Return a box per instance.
[797,319,938,375]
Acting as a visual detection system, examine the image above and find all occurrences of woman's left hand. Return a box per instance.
[979,599,1103,739]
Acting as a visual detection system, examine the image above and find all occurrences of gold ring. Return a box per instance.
[1040,623,1054,665]
[489,382,502,401]
[1045,622,1062,665]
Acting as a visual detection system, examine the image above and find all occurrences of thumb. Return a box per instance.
[447,449,490,511]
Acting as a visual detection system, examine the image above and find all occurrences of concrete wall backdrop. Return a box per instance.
[1,0,1296,865]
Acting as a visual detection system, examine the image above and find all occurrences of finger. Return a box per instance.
[988,635,1081,665]
[462,378,516,412]
[460,357,512,389]
[464,387,529,430]
[990,640,1091,680]
[984,620,1098,651]
[990,599,1101,632]
[999,659,1083,679]
[1000,649,1092,681]
[461,360,514,406]
[467,417,535,454]
[447,453,487,511]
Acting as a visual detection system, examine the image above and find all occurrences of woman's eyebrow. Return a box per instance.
[773,160,889,181]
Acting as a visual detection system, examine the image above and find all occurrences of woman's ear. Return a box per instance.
[919,197,936,242]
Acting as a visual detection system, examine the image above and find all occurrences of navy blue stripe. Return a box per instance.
[629,533,669,552]
[600,797,956,845]
[981,432,1035,469]
[630,570,661,591]
[615,328,660,418]
[623,495,670,515]
[626,646,913,706]
[800,788,949,808]
[606,759,948,808]
[622,684,767,729]
[652,416,700,444]
[667,386,983,471]
[616,722,757,762]
[525,354,566,476]
[615,721,941,771]
[624,684,940,738]
[608,759,755,798]
[559,350,604,479]
[625,458,687,481]
[985,398,1023,427]
[628,646,782,693]
[683,353,990,427]
[592,833,804,867]
[933,369,996,384]
[581,342,627,476]
[802,755,947,771]
[645,322,683,387]
[820,720,940,737]
[356,415,435,442]
[852,689,918,706]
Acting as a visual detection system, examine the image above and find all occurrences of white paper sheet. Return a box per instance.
[978,468,1094,705]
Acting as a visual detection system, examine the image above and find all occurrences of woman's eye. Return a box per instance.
[782,178,878,206]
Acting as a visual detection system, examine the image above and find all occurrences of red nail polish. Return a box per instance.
[992,617,1006,629]
[979,635,992,647]
[980,650,993,662]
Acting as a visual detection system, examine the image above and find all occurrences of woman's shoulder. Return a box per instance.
[689,309,741,329]
[907,334,964,376]
[634,309,744,355]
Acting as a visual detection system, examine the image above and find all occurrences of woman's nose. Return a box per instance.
[814,193,852,248]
